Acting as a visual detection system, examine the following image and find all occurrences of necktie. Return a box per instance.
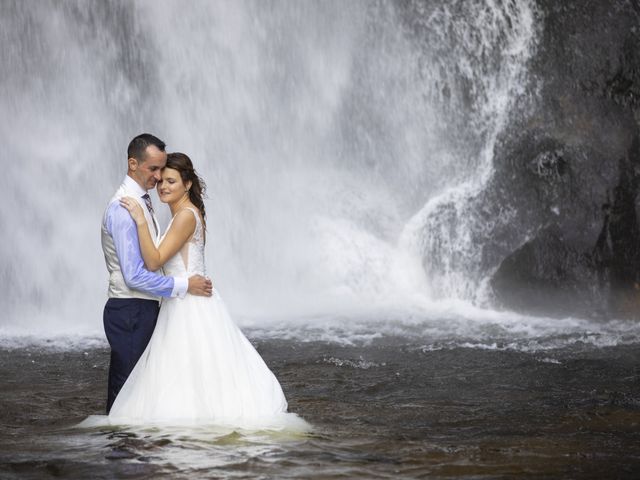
[142,193,159,236]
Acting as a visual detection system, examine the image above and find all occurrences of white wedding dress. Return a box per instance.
[105,208,302,429]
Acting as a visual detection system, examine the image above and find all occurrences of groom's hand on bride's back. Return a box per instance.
[188,275,213,296]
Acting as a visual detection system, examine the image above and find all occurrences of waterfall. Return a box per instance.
[398,0,540,304]
[0,0,539,337]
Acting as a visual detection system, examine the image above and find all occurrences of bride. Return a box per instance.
[108,152,302,429]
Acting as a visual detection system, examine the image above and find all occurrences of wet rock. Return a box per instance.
[488,0,640,317]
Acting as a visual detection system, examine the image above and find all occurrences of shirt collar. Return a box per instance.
[123,175,148,198]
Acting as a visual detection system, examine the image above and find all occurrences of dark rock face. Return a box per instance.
[489,0,640,317]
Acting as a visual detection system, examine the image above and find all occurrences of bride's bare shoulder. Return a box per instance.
[168,208,197,234]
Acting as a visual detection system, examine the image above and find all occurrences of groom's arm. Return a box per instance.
[105,202,188,298]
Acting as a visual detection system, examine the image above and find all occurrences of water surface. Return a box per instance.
[1,330,639,478]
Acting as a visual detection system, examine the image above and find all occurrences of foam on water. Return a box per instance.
[4,299,639,353]
[242,304,640,351]
[322,356,385,369]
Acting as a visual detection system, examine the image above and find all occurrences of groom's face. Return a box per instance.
[130,145,168,191]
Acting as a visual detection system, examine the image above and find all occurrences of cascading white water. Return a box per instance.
[1,0,542,338]
[398,0,540,304]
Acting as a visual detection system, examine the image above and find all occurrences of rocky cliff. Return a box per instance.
[489,0,640,317]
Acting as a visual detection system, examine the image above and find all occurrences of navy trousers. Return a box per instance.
[103,297,159,413]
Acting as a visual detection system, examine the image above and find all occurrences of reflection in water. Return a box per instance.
[73,426,312,475]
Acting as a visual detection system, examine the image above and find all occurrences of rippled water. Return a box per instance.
[1,319,640,479]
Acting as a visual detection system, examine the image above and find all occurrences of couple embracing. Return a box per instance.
[96,133,301,429]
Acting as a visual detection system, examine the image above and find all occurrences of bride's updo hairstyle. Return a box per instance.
[165,152,207,227]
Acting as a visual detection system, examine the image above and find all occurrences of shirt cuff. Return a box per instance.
[171,277,189,298]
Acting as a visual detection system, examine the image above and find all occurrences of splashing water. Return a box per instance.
[2,0,638,350]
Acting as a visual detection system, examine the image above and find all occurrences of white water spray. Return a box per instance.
[0,0,559,342]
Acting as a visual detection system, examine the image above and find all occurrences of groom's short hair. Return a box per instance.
[127,133,166,163]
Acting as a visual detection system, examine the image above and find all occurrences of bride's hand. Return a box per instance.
[120,196,147,226]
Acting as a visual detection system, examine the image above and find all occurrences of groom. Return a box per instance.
[101,133,212,413]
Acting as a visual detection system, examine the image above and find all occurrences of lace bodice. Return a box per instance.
[162,208,206,278]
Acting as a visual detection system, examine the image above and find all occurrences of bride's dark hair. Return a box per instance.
[165,152,207,227]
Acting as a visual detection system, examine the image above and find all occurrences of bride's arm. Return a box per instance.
[120,197,196,271]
